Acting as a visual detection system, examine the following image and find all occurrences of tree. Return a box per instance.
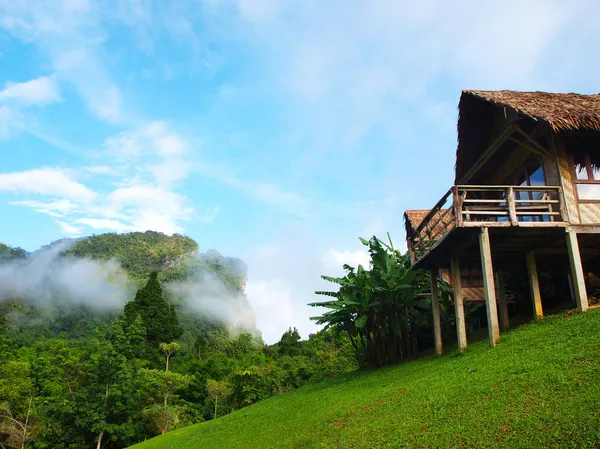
[84,319,145,449]
[124,272,183,345]
[0,399,38,449]
[194,334,208,359]
[140,342,192,435]
[160,342,180,373]
[205,379,231,419]
[277,327,302,356]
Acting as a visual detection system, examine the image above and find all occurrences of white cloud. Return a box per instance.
[103,121,191,185]
[243,228,372,343]
[9,199,80,217]
[213,0,597,147]
[84,165,119,175]
[56,220,82,236]
[195,161,311,217]
[100,185,194,234]
[0,76,61,106]
[322,249,370,271]
[54,49,124,125]
[246,279,294,343]
[0,2,128,125]
[0,168,97,203]
[0,106,22,139]
[0,118,206,237]
[75,217,134,232]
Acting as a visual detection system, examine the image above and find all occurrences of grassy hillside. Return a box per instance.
[131,309,600,449]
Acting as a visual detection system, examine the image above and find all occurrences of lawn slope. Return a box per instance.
[131,310,600,448]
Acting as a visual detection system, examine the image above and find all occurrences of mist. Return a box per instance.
[0,240,133,309]
[0,241,259,337]
[167,271,258,336]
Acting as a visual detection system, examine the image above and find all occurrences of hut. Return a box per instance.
[405,90,600,355]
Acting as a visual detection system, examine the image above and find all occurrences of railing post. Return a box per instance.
[452,186,464,227]
[506,186,518,226]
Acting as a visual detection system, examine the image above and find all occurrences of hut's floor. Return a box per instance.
[414,225,600,272]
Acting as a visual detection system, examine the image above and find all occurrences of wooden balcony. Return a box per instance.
[408,185,567,267]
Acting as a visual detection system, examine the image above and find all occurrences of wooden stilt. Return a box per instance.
[496,269,509,331]
[526,251,543,318]
[479,228,500,347]
[430,269,443,356]
[566,229,589,312]
[567,272,577,306]
[450,255,467,351]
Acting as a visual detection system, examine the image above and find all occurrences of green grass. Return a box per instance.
[131,310,600,448]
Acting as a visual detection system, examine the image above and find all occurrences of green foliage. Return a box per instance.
[0,243,28,261]
[0,232,359,448]
[277,327,302,356]
[229,366,282,409]
[311,234,426,367]
[311,233,477,368]
[125,272,182,345]
[64,231,198,282]
[205,379,231,419]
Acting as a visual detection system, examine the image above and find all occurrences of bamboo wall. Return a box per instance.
[556,134,600,224]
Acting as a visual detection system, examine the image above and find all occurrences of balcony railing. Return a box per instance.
[408,185,567,265]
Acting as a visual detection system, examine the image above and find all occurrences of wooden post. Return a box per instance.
[430,269,443,356]
[567,272,577,306]
[496,269,509,331]
[479,228,500,347]
[506,187,518,226]
[450,255,467,351]
[526,251,543,318]
[453,186,464,227]
[566,229,589,312]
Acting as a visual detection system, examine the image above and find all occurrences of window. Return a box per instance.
[571,153,600,201]
[507,158,548,222]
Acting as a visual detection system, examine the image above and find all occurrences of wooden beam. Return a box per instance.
[510,126,554,159]
[496,269,509,331]
[566,229,589,312]
[479,228,500,347]
[526,251,543,318]
[430,269,443,356]
[450,255,467,351]
[570,225,600,234]
[459,124,518,184]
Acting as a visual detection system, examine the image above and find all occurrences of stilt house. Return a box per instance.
[404,90,600,354]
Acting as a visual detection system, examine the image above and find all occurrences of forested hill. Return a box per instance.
[0,231,250,340]
[63,231,247,289]
[0,232,358,449]
[0,242,28,260]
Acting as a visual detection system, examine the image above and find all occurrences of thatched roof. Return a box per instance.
[464,90,600,132]
[404,210,430,236]
[404,209,454,238]
[455,90,600,183]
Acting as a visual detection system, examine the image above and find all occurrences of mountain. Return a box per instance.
[0,231,252,341]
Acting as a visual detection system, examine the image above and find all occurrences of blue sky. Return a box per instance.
[1,0,600,342]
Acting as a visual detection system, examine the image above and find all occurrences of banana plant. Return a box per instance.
[310,234,429,367]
